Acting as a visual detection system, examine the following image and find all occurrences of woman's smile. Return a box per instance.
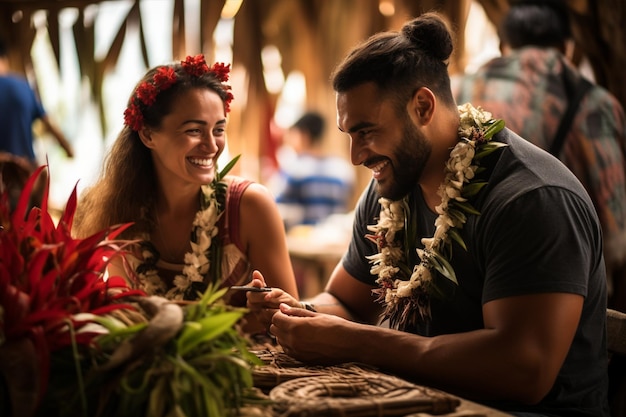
[187,157,214,169]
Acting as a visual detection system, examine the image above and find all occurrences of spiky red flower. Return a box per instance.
[0,165,144,405]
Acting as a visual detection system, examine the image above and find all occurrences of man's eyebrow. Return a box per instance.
[340,121,376,134]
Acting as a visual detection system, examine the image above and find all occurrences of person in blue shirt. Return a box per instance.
[273,111,355,229]
[0,38,73,209]
[0,38,73,163]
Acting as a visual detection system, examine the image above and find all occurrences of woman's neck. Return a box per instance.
[152,185,202,262]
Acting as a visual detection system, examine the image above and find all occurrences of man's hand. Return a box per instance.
[270,303,350,364]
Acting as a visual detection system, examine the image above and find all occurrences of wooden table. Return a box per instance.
[441,398,515,416]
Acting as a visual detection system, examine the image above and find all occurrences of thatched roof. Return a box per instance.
[1,0,624,203]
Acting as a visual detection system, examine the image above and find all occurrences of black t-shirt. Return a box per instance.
[342,129,609,417]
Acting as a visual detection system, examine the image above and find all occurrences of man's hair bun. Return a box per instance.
[401,13,453,62]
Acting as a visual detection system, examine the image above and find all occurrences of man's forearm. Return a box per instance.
[306,291,358,321]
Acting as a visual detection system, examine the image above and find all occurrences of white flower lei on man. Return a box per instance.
[133,156,240,301]
[367,103,506,330]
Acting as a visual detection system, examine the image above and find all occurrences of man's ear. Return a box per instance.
[138,126,156,149]
[409,87,435,126]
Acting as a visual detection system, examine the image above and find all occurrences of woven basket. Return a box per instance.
[250,349,460,416]
[269,373,460,416]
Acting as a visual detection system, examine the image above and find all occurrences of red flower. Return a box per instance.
[136,82,158,105]
[153,66,177,90]
[0,165,144,404]
[123,103,144,131]
[210,62,231,82]
[224,91,234,113]
[182,54,210,77]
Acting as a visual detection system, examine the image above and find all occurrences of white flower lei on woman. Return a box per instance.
[133,156,240,301]
[367,104,506,330]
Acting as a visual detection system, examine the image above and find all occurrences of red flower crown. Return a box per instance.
[123,55,234,131]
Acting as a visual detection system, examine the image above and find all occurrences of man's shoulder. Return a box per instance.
[0,73,33,90]
[495,128,577,179]
[0,74,41,113]
[486,129,592,205]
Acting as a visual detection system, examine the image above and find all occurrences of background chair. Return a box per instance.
[607,308,626,417]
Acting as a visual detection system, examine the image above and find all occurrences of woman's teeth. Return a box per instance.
[189,158,213,167]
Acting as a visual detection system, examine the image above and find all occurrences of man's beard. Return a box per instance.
[377,120,431,201]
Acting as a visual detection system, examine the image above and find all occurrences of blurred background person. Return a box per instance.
[0,38,73,210]
[452,0,626,312]
[270,111,356,298]
[272,111,355,230]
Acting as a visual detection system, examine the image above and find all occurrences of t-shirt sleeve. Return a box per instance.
[479,186,601,303]
[341,180,381,285]
[25,82,46,121]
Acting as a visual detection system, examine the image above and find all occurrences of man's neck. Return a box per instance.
[418,104,462,211]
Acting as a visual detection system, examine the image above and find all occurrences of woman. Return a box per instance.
[74,55,298,332]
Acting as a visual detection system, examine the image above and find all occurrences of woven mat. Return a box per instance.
[251,348,372,390]
[250,349,461,417]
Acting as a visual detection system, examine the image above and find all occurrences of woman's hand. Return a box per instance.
[246,270,300,329]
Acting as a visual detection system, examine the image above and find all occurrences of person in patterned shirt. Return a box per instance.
[452,0,626,311]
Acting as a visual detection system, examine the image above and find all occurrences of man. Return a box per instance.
[273,111,355,229]
[0,38,74,210]
[0,38,73,164]
[452,0,626,312]
[248,12,608,417]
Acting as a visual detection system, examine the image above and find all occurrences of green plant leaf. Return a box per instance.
[474,141,508,159]
[176,311,243,356]
[446,207,467,225]
[184,284,230,322]
[482,119,505,140]
[451,200,481,216]
[430,249,458,285]
[461,181,488,198]
[448,228,467,251]
[147,376,169,417]
[216,154,241,181]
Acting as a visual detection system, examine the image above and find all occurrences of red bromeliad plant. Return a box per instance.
[1,165,264,417]
[0,165,144,416]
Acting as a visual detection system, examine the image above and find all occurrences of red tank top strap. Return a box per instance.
[219,176,253,251]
